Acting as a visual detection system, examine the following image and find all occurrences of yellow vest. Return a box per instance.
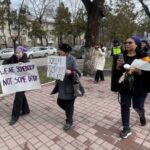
[113,46,121,55]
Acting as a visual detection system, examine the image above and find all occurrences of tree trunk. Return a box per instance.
[73,35,76,45]
[83,47,96,76]
[12,38,17,52]
[81,0,105,76]
[40,37,43,46]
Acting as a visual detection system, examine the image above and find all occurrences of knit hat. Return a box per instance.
[131,36,141,48]
[58,43,72,52]
[16,46,27,52]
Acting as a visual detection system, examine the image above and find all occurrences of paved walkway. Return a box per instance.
[0,76,150,150]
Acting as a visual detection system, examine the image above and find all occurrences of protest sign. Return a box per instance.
[131,59,150,71]
[47,56,66,81]
[0,62,41,94]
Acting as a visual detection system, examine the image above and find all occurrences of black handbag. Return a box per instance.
[118,72,134,93]
[73,74,85,97]
[50,81,58,95]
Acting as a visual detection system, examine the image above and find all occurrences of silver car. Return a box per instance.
[26,47,57,59]
[0,48,14,60]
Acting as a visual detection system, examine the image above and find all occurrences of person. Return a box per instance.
[141,40,150,55]
[51,43,81,130]
[111,40,123,92]
[3,46,30,125]
[115,37,149,139]
[94,44,106,83]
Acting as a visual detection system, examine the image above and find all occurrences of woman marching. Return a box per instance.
[3,46,30,125]
[114,37,149,139]
[51,43,81,130]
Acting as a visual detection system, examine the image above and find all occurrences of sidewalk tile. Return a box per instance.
[0,77,150,150]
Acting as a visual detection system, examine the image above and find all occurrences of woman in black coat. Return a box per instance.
[115,37,149,139]
[3,46,30,125]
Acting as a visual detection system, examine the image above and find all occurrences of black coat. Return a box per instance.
[111,49,150,93]
[2,53,29,64]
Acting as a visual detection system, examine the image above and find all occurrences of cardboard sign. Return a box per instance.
[47,56,66,81]
[0,62,41,94]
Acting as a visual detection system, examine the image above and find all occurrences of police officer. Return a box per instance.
[111,40,123,92]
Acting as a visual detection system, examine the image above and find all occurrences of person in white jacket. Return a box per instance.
[94,44,106,83]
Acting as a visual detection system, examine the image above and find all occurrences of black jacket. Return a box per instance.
[3,53,29,65]
[112,49,150,93]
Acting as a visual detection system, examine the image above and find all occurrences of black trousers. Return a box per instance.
[120,92,147,128]
[95,70,104,82]
[57,98,75,124]
[12,92,30,120]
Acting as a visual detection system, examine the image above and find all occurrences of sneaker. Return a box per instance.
[63,122,72,130]
[140,116,146,126]
[120,127,132,139]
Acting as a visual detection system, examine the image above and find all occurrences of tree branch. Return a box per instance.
[139,0,150,19]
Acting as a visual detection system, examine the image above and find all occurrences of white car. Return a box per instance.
[0,48,14,60]
[26,47,57,59]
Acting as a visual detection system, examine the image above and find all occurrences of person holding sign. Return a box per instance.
[3,46,30,125]
[51,43,81,130]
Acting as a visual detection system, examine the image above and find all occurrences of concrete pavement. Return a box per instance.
[0,76,150,150]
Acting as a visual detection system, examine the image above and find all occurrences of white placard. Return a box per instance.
[131,59,150,71]
[0,62,41,95]
[47,56,66,81]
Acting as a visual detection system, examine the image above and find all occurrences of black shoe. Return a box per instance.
[94,81,98,84]
[120,127,132,139]
[9,119,18,126]
[63,122,72,130]
[140,116,146,126]
[21,111,30,116]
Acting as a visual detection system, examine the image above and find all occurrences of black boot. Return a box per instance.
[135,108,146,126]
[9,117,18,126]
[140,116,146,126]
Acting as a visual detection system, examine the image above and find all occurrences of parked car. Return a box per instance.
[71,45,85,59]
[0,48,14,60]
[25,46,57,59]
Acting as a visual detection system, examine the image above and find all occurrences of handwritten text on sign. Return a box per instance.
[0,62,41,94]
[47,56,66,81]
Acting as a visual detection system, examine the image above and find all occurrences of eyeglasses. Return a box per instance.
[124,41,133,44]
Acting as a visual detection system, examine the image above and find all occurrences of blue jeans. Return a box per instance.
[120,91,147,128]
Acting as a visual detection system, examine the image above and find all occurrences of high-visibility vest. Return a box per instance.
[112,46,122,55]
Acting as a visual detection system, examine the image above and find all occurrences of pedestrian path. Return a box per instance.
[0,76,150,150]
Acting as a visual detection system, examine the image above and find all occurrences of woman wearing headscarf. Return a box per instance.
[114,37,149,139]
[3,46,30,125]
[51,43,81,130]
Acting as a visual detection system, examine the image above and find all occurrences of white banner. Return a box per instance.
[47,56,66,81]
[0,62,41,94]
[131,59,150,71]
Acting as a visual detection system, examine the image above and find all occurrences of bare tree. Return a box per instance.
[28,0,56,45]
[138,0,150,19]
[6,0,27,50]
